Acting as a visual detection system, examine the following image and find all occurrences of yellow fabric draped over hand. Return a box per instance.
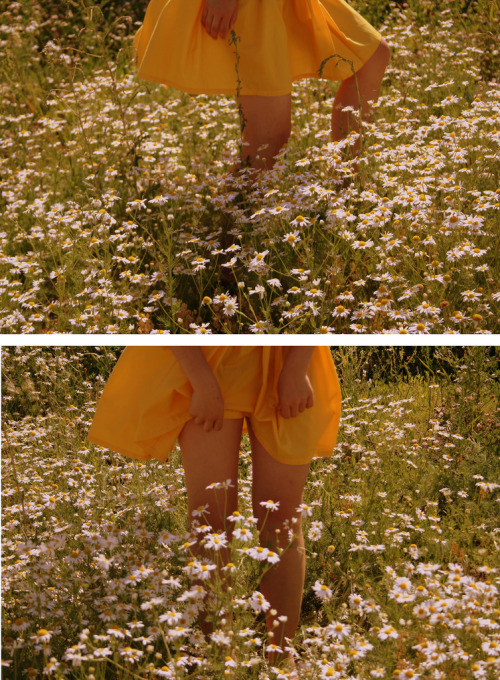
[88,346,342,465]
[133,0,382,96]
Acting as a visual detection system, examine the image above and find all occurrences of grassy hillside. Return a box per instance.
[0,0,498,333]
[2,346,499,678]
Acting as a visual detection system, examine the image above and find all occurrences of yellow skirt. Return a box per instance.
[133,0,382,96]
[87,347,342,465]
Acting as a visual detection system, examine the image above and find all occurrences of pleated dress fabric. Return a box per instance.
[133,0,382,96]
[87,347,342,466]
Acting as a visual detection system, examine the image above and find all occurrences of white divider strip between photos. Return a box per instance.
[0,334,498,347]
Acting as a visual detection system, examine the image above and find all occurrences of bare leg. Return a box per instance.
[331,38,391,155]
[179,417,243,634]
[237,94,292,170]
[247,420,311,667]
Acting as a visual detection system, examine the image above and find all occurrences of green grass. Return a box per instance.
[2,346,499,678]
[0,0,498,333]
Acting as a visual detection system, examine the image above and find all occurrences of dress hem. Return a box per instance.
[87,434,160,462]
[135,38,381,97]
[87,432,334,466]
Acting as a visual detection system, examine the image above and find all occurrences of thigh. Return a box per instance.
[348,38,391,95]
[247,420,310,526]
[238,94,292,135]
[179,418,244,527]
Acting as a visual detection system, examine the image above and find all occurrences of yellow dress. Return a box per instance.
[133,0,382,96]
[87,346,342,466]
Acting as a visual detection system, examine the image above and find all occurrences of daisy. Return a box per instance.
[407,321,432,333]
[31,629,52,644]
[282,231,301,246]
[461,289,482,302]
[247,546,280,563]
[327,622,351,639]
[308,521,323,541]
[120,646,144,662]
[305,288,325,298]
[204,532,228,551]
[290,215,311,228]
[331,304,350,318]
[159,609,183,625]
[313,581,333,600]
[248,591,271,613]
[249,320,272,333]
[260,500,280,511]
[250,284,266,298]
[233,526,253,542]
[352,239,375,249]
[248,250,270,272]
[378,625,399,640]
[296,503,313,517]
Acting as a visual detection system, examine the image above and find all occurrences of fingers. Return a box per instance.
[219,8,238,38]
[279,404,290,419]
[205,18,220,39]
[201,15,212,39]
[219,18,230,39]
[201,8,220,39]
[278,398,313,419]
[201,7,237,40]
[193,415,224,432]
[229,9,237,30]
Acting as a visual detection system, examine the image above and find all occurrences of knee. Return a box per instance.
[377,38,391,68]
[361,38,391,78]
[353,38,390,97]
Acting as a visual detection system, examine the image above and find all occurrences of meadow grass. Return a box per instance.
[0,0,499,334]
[2,346,499,678]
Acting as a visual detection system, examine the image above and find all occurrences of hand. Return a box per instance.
[201,0,238,40]
[277,368,314,419]
[189,378,225,432]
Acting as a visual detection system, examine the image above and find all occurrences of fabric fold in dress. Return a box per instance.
[87,347,342,466]
[133,0,382,96]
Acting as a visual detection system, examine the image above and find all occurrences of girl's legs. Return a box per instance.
[237,94,292,170]
[179,417,244,633]
[180,415,310,663]
[247,420,311,666]
[331,38,391,155]
[233,41,390,170]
